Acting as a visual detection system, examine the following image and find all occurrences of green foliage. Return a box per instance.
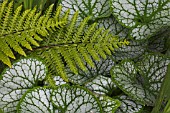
[110,0,170,40]
[58,0,111,22]
[34,11,128,81]
[9,0,55,11]
[0,58,47,112]
[0,1,67,67]
[151,64,170,113]
[111,54,170,105]
[115,95,143,113]
[0,0,170,113]
[65,57,115,85]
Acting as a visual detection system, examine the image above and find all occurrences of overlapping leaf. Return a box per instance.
[115,95,143,113]
[148,27,170,53]
[112,40,147,61]
[151,64,170,113]
[85,75,116,95]
[53,76,66,86]
[99,96,121,113]
[110,0,170,40]
[51,84,102,113]
[0,58,47,112]
[96,16,129,38]
[66,57,115,85]
[17,87,55,113]
[45,75,67,88]
[111,54,170,105]
[59,0,111,22]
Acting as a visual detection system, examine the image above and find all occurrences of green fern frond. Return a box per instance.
[0,1,68,67]
[34,12,129,81]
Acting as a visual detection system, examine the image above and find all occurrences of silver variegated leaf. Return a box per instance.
[0,58,47,113]
[111,61,146,104]
[137,54,170,93]
[148,27,170,53]
[130,24,166,40]
[51,85,102,113]
[85,75,116,95]
[59,0,111,22]
[45,75,67,87]
[17,87,55,113]
[111,54,170,105]
[96,16,129,38]
[53,76,66,86]
[99,96,121,113]
[66,57,115,85]
[116,95,143,113]
[110,0,170,40]
[112,40,147,61]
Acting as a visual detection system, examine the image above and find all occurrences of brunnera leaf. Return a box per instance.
[66,57,115,85]
[115,95,143,113]
[130,24,167,40]
[148,27,170,53]
[95,16,129,38]
[51,84,103,113]
[44,75,67,89]
[17,87,55,113]
[59,0,111,22]
[112,40,147,61]
[99,96,121,113]
[85,75,117,95]
[111,54,170,105]
[53,76,67,86]
[0,58,47,113]
[110,0,170,40]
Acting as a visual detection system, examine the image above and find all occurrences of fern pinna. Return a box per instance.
[33,11,129,81]
[0,0,67,67]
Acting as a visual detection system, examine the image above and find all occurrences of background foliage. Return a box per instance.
[0,0,170,113]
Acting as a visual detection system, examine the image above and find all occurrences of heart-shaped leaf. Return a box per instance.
[51,84,103,113]
[66,57,115,85]
[85,75,116,95]
[110,0,170,40]
[137,54,170,93]
[111,54,170,105]
[0,58,47,112]
[59,0,111,22]
[99,96,121,113]
[17,87,55,113]
[115,95,143,113]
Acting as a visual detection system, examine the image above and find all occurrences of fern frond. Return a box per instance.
[0,1,68,67]
[34,11,129,80]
